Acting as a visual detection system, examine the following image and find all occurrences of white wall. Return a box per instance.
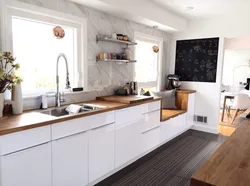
[222,50,250,91]
[223,37,250,92]
[169,17,250,134]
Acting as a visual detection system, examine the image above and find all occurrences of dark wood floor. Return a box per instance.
[96,130,228,186]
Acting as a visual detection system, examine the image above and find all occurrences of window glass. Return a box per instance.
[12,17,76,96]
[135,39,158,83]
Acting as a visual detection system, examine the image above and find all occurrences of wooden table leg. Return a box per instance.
[221,96,227,122]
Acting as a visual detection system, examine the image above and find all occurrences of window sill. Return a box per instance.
[24,90,94,100]
[4,90,93,102]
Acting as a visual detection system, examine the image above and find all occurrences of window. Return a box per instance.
[134,33,163,92]
[4,1,87,97]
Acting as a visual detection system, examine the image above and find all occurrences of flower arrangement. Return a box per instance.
[0,52,22,93]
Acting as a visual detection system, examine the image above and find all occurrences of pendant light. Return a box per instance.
[152,25,159,53]
[53,0,65,39]
[53,26,65,39]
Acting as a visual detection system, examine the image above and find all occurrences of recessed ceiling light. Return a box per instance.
[184,6,194,11]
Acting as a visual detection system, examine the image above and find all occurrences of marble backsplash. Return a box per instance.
[14,0,171,110]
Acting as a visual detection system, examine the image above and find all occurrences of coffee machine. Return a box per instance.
[166,74,181,90]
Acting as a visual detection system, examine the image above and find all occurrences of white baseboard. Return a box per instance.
[191,124,219,134]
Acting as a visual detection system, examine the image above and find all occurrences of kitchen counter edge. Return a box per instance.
[0,98,162,136]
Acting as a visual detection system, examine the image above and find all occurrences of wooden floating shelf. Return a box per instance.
[96,59,137,64]
[96,36,137,46]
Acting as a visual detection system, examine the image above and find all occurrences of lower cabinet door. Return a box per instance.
[160,119,171,143]
[142,126,160,153]
[115,116,143,168]
[89,123,115,183]
[142,110,160,133]
[0,142,52,186]
[52,132,88,186]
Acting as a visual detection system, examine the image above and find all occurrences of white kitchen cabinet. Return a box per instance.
[174,113,187,135]
[115,116,144,168]
[142,110,161,133]
[0,142,52,186]
[52,132,88,186]
[142,101,161,114]
[168,114,186,138]
[0,125,51,156]
[141,110,161,154]
[51,111,114,140]
[186,93,195,129]
[115,105,143,126]
[89,123,115,183]
[160,119,171,143]
[160,113,187,143]
[142,126,160,153]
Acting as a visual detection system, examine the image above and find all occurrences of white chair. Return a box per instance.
[240,89,250,97]
[226,94,250,124]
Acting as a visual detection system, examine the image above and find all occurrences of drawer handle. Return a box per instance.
[2,142,50,156]
[115,117,143,129]
[53,131,88,141]
[142,126,160,134]
[91,123,114,130]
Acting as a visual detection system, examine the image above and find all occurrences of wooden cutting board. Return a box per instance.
[96,95,154,104]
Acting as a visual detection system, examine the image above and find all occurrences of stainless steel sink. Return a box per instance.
[39,107,71,117]
[38,104,107,117]
[81,104,107,111]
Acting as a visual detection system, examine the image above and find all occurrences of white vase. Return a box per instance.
[0,93,4,118]
[12,84,23,115]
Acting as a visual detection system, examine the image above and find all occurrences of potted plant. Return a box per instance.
[0,52,22,117]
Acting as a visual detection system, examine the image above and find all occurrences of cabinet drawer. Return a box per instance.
[142,110,160,133]
[0,126,51,156]
[52,111,115,140]
[90,111,115,129]
[116,105,143,126]
[142,101,161,114]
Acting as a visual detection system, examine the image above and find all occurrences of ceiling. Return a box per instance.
[152,0,250,19]
[71,0,250,33]
[71,0,187,32]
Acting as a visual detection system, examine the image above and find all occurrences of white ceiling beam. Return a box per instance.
[71,0,187,32]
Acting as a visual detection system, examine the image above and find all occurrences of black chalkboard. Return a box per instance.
[175,37,219,83]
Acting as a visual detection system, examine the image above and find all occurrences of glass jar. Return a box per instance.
[124,48,132,60]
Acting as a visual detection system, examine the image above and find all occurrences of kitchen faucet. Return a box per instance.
[56,53,71,107]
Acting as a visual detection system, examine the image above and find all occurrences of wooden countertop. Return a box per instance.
[161,109,187,121]
[96,95,154,104]
[0,97,161,136]
[176,90,196,94]
[191,119,250,186]
[161,89,196,94]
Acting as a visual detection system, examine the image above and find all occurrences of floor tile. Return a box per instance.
[110,166,168,186]
[95,130,227,186]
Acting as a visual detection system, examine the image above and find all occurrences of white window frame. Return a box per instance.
[0,0,88,97]
[134,32,163,91]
